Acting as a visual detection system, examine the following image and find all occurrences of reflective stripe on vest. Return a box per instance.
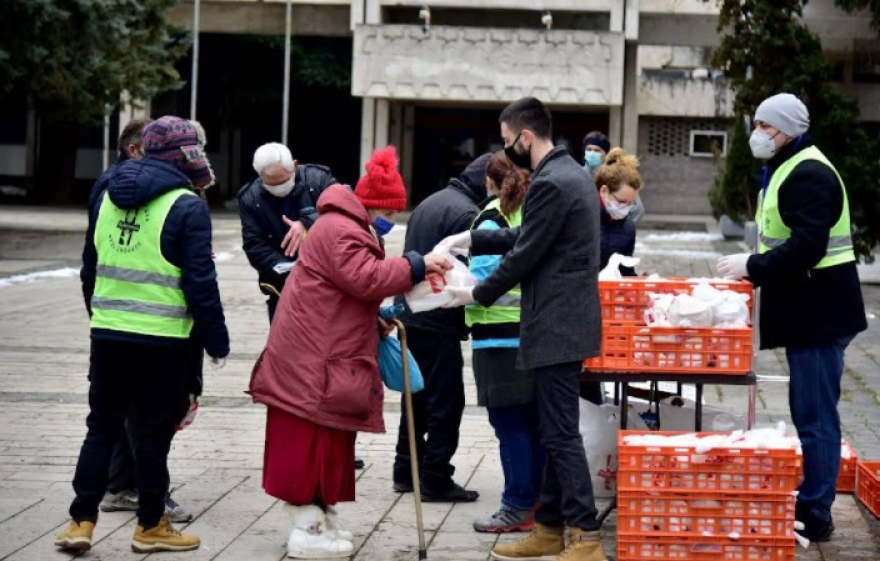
[755,146,855,269]
[91,188,196,338]
[465,199,522,328]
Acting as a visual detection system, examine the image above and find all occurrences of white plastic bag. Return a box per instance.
[712,290,751,328]
[668,294,713,327]
[578,400,621,498]
[404,252,477,313]
[598,253,641,280]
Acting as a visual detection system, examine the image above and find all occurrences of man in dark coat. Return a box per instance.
[718,93,867,543]
[238,143,337,322]
[390,154,492,502]
[439,98,607,561]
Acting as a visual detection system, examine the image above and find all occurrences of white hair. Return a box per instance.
[253,142,295,174]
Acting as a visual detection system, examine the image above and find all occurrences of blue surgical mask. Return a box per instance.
[374,216,395,236]
[584,151,603,170]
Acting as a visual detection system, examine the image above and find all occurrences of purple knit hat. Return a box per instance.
[143,116,215,188]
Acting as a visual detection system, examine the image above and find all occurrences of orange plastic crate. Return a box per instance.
[856,460,880,517]
[599,278,754,325]
[837,441,858,493]
[617,490,795,538]
[585,324,753,374]
[618,431,802,494]
[617,534,794,561]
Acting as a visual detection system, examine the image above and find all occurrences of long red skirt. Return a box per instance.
[262,406,356,505]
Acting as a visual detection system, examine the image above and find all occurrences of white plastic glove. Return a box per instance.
[210,356,227,370]
[441,285,475,308]
[716,253,751,280]
[435,231,472,257]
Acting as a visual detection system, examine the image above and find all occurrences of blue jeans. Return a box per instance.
[787,335,854,521]
[488,402,545,512]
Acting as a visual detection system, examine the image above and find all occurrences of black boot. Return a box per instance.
[796,501,834,542]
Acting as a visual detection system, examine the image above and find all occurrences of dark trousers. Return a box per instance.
[488,402,545,511]
[788,335,855,521]
[393,329,465,491]
[70,340,187,529]
[533,361,599,531]
[106,340,203,495]
[107,424,136,494]
[267,295,279,324]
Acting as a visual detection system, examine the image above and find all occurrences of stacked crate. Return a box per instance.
[586,278,755,374]
[617,431,801,561]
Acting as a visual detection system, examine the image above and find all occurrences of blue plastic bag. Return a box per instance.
[378,336,424,393]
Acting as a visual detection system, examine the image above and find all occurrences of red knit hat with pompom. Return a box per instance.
[355,146,407,211]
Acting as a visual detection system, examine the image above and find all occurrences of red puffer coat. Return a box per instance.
[249,184,416,433]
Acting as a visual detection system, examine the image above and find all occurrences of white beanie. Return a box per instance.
[755,93,810,137]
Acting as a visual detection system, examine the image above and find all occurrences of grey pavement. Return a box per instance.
[0,207,879,560]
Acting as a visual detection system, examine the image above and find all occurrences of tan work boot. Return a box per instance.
[491,522,565,560]
[557,528,608,561]
[55,520,95,552]
[132,515,200,553]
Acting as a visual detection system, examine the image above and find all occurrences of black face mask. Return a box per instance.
[504,132,532,171]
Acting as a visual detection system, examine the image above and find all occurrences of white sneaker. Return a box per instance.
[325,506,354,541]
[100,490,139,512]
[286,505,353,559]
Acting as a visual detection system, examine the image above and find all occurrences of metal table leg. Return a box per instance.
[695,384,703,431]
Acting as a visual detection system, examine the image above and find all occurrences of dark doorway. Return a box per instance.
[411,105,609,207]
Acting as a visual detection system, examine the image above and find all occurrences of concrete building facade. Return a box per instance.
[1,0,878,213]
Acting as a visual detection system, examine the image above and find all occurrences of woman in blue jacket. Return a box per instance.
[467,152,545,534]
[595,148,643,277]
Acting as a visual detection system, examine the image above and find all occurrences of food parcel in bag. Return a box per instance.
[578,398,650,498]
[643,279,751,329]
[598,253,641,281]
[404,252,478,313]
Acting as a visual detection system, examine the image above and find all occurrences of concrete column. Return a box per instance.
[374,99,390,148]
[351,0,365,30]
[621,42,639,153]
[360,97,376,172]
[366,0,381,24]
[401,104,416,202]
[610,2,624,33]
[25,110,36,187]
[624,0,639,41]
[608,107,622,148]
[390,102,403,150]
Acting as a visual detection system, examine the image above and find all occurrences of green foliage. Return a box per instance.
[251,35,353,89]
[709,117,761,225]
[712,0,880,259]
[835,0,880,31]
[0,0,189,125]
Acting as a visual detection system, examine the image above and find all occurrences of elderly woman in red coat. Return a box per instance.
[249,146,450,560]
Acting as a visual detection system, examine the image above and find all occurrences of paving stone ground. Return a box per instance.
[0,207,879,560]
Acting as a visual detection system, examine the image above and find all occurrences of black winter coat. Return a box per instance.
[599,207,637,277]
[472,146,602,370]
[81,158,230,359]
[237,164,336,293]
[395,154,492,338]
[746,138,867,350]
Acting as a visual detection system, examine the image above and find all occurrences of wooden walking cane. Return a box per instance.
[391,319,428,560]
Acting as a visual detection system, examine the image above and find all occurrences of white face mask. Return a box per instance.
[605,195,633,220]
[263,176,295,198]
[749,130,779,160]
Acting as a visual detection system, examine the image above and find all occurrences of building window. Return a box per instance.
[689,130,727,158]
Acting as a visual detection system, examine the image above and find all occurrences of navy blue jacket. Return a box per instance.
[237,164,337,292]
[81,158,230,359]
[599,207,637,277]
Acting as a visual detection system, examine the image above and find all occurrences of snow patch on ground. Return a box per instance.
[642,232,724,242]
[0,267,79,288]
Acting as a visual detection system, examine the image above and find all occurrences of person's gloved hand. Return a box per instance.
[716,253,751,280]
[209,356,227,370]
[435,231,472,256]
[441,286,475,308]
